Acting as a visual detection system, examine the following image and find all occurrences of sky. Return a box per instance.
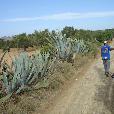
[0,0,114,36]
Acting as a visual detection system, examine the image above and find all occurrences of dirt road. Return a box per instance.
[43,44,114,114]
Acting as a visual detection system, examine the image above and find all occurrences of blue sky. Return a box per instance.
[0,0,114,36]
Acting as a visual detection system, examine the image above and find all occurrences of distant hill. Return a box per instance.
[0,36,12,41]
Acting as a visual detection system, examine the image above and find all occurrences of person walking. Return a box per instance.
[101,40,114,76]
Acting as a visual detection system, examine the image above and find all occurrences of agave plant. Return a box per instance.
[48,32,89,61]
[48,32,72,60]
[27,51,51,85]
[0,32,90,100]
[71,39,89,54]
[1,51,53,96]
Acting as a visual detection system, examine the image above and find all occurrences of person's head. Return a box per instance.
[104,41,108,45]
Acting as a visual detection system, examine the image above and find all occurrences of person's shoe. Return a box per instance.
[111,73,114,78]
[105,72,110,77]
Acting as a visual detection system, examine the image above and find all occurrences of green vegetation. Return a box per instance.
[0,27,114,102]
[0,27,114,50]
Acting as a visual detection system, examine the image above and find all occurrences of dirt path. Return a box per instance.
[42,43,114,114]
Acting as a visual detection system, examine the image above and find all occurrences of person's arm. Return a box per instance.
[110,48,114,51]
[101,48,102,57]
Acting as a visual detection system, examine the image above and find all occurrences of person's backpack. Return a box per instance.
[101,45,110,60]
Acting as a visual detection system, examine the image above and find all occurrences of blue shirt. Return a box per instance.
[101,44,111,60]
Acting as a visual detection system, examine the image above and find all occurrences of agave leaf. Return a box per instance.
[2,72,11,94]
[34,79,50,89]
[26,66,35,84]
[0,93,12,104]
[15,85,26,94]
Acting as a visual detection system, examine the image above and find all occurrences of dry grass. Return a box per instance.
[0,48,38,70]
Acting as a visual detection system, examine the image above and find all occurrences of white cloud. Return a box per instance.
[1,11,114,22]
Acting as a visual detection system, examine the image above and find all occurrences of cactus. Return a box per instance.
[1,51,53,97]
[71,39,89,54]
[50,32,89,61]
[50,32,72,60]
